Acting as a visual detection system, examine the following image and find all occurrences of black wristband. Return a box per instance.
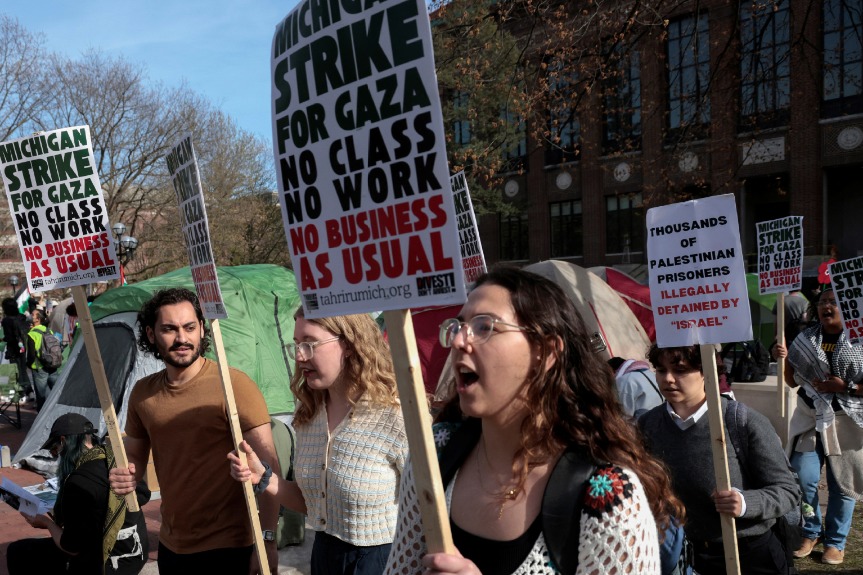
[252,460,272,495]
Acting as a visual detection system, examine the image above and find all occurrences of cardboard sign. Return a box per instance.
[0,126,120,292]
[271,0,466,317]
[830,256,863,345]
[756,216,803,295]
[647,194,752,346]
[450,171,485,289]
[165,135,227,319]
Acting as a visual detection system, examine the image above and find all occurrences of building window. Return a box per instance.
[739,0,791,130]
[549,200,583,257]
[606,192,644,255]
[667,13,711,140]
[823,0,863,117]
[502,109,527,171]
[546,61,581,164]
[603,47,642,154]
[452,92,471,146]
[499,211,529,261]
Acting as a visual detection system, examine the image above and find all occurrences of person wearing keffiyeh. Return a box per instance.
[6,414,150,575]
[775,287,863,565]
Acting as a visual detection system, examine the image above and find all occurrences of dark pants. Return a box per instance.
[157,542,253,574]
[693,528,790,575]
[311,531,391,575]
[7,537,67,574]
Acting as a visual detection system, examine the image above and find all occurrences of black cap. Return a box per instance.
[41,413,94,450]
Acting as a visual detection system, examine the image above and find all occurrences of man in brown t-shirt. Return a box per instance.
[109,288,280,574]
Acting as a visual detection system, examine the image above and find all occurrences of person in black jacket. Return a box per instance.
[7,413,150,575]
[1,297,32,400]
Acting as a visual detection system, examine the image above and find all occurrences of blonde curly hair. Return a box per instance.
[290,307,399,426]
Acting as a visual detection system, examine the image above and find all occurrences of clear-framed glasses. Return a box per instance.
[439,315,529,348]
[817,299,838,308]
[286,336,341,360]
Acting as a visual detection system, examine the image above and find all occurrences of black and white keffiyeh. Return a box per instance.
[788,324,863,430]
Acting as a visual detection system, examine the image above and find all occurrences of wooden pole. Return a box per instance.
[383,309,455,554]
[210,320,269,574]
[700,345,741,575]
[776,293,786,418]
[71,286,139,512]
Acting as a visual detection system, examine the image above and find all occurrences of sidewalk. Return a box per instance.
[0,403,312,575]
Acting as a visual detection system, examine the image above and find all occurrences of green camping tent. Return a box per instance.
[88,264,300,414]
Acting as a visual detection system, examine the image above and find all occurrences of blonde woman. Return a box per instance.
[230,308,407,575]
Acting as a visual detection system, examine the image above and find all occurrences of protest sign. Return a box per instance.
[271,0,466,319]
[756,216,803,295]
[0,126,120,292]
[647,194,751,575]
[0,126,136,511]
[830,256,863,345]
[271,0,459,554]
[165,135,226,319]
[164,135,269,572]
[647,193,752,347]
[450,171,485,289]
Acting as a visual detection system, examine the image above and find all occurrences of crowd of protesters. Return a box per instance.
[0,270,858,574]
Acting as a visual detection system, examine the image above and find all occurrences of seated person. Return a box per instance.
[7,413,150,575]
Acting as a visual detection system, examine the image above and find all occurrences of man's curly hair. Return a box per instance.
[137,288,211,359]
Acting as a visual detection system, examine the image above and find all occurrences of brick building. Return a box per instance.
[471,0,862,274]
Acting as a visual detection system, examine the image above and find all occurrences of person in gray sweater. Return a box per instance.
[639,344,800,575]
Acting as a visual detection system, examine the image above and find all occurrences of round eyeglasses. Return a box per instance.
[439,315,529,348]
[286,336,341,360]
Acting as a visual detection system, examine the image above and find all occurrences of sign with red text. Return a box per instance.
[757,216,803,295]
[271,0,466,317]
[829,256,863,345]
[450,171,485,289]
[0,126,119,292]
[165,135,226,319]
[647,194,752,346]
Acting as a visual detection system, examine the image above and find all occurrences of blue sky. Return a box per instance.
[3,1,299,142]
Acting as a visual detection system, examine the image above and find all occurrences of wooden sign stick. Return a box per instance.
[210,320,269,574]
[776,293,786,418]
[700,345,740,575]
[71,286,138,512]
[383,309,455,554]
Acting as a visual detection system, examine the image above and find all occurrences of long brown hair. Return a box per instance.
[290,307,399,426]
[437,266,684,530]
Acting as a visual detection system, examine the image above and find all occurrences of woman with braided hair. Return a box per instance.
[7,413,150,575]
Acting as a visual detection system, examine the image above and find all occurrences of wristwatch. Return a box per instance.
[847,380,859,395]
[262,530,276,542]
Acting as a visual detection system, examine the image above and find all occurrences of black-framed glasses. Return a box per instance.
[439,315,529,348]
[286,336,341,360]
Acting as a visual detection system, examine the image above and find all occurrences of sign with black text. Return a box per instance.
[647,194,752,346]
[0,126,119,292]
[830,256,863,345]
[757,216,803,295]
[165,135,226,319]
[271,0,466,317]
[450,171,485,289]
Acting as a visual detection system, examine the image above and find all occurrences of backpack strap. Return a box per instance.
[636,370,664,400]
[437,418,481,488]
[724,399,750,470]
[541,448,596,575]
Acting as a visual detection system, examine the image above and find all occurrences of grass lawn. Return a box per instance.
[796,501,863,574]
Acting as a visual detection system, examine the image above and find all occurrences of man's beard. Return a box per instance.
[159,341,202,369]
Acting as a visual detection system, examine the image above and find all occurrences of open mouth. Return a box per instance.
[458,367,479,387]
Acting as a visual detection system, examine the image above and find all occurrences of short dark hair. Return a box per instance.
[33,309,47,325]
[1,297,18,316]
[136,288,211,358]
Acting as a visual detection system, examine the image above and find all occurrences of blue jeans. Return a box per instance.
[31,368,58,411]
[790,436,856,550]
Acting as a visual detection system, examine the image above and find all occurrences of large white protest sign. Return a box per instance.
[648,194,752,346]
[271,0,466,318]
[450,171,485,288]
[830,256,863,345]
[756,216,803,295]
[165,135,227,319]
[0,126,120,292]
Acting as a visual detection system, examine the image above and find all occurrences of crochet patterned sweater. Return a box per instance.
[383,458,659,575]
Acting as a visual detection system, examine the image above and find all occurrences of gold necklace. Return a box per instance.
[475,438,519,519]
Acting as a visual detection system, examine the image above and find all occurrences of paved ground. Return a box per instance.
[0,403,313,575]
